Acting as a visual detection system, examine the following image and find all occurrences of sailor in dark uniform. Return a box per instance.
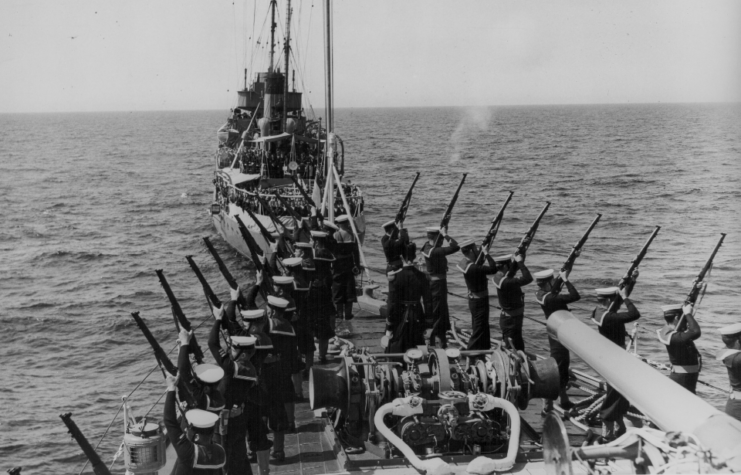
[657,303,702,393]
[205,316,262,475]
[281,256,315,381]
[177,329,226,415]
[307,230,337,363]
[422,226,460,348]
[534,268,581,410]
[491,253,533,351]
[273,274,306,400]
[164,374,226,475]
[385,242,429,354]
[381,220,408,273]
[591,284,640,440]
[332,215,360,336]
[456,239,497,351]
[718,323,741,421]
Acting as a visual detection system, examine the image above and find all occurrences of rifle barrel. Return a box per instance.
[60,413,112,475]
[203,237,239,290]
[185,256,222,308]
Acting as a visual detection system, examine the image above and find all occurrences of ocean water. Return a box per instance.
[1,104,739,473]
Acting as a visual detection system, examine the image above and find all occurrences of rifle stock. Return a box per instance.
[203,237,239,290]
[551,213,602,294]
[517,201,551,255]
[607,226,661,312]
[433,174,467,247]
[685,233,726,305]
[476,191,514,264]
[395,172,421,225]
[155,270,204,364]
[59,413,112,475]
[185,256,221,308]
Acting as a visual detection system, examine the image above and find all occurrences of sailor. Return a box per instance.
[332,215,360,336]
[456,239,497,351]
[591,283,640,440]
[534,267,581,410]
[658,302,702,393]
[384,242,429,354]
[164,374,226,475]
[422,226,460,348]
[241,306,290,466]
[205,315,264,475]
[273,274,306,400]
[491,252,533,351]
[381,220,409,273]
[177,329,225,415]
[281,257,315,383]
[265,295,301,450]
[307,230,337,364]
[717,323,741,421]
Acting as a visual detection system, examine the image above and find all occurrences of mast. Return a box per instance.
[282,0,292,132]
[323,0,334,221]
[269,0,277,73]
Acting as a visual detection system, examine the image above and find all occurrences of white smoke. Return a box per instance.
[449,107,493,163]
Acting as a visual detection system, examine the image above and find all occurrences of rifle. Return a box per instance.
[476,191,514,264]
[243,206,276,245]
[685,233,726,306]
[185,256,221,308]
[234,215,274,296]
[130,311,199,409]
[155,270,204,364]
[290,175,322,221]
[395,172,421,226]
[203,237,239,290]
[550,213,602,294]
[607,226,661,313]
[516,201,551,256]
[59,413,112,475]
[432,174,467,248]
[254,192,284,239]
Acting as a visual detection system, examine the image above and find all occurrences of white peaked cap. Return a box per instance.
[493,254,513,262]
[426,226,441,233]
[231,335,257,347]
[382,220,397,229]
[295,242,313,248]
[458,238,476,249]
[336,215,350,223]
[273,276,294,285]
[661,304,683,313]
[194,364,225,384]
[185,409,219,429]
[595,287,619,296]
[534,269,555,280]
[267,295,289,308]
[281,257,302,267]
[310,230,327,238]
[242,308,266,320]
[719,323,741,336]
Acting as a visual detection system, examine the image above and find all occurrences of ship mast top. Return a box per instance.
[269,0,277,73]
[282,0,292,132]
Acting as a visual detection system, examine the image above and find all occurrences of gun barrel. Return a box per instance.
[686,233,726,304]
[518,201,551,253]
[395,172,421,223]
[130,311,177,375]
[60,413,113,475]
[185,256,222,308]
[203,237,238,290]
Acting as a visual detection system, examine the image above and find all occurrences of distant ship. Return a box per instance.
[210,0,365,264]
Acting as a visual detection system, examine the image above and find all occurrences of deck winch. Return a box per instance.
[310,345,559,462]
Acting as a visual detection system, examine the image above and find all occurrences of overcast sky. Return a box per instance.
[1,0,739,113]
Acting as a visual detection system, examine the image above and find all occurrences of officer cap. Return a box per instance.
[242,308,266,320]
[267,295,289,309]
[185,409,219,433]
[534,269,555,280]
[382,220,397,230]
[458,238,476,249]
[719,323,741,336]
[231,335,257,348]
[273,275,294,285]
[595,287,619,296]
[493,254,513,263]
[336,215,350,223]
[282,257,302,267]
[310,230,328,239]
[193,363,225,384]
[661,304,683,315]
[323,222,339,231]
[295,242,313,249]
[426,226,441,235]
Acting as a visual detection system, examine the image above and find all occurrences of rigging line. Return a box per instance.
[233,0,239,91]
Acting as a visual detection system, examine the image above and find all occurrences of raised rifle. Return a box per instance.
[203,237,239,290]
[475,191,514,265]
[235,215,274,297]
[550,213,602,294]
[517,201,551,256]
[432,174,467,248]
[185,255,221,308]
[290,175,322,220]
[59,413,112,475]
[130,311,199,409]
[254,192,285,239]
[395,172,421,227]
[608,226,661,312]
[243,205,276,245]
[155,269,204,364]
[685,233,726,306]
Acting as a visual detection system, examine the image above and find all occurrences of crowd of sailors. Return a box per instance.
[217,140,323,180]
[379,220,741,441]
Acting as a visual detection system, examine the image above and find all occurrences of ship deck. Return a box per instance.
[248,309,612,475]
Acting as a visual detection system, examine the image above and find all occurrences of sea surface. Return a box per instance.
[1,104,740,473]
